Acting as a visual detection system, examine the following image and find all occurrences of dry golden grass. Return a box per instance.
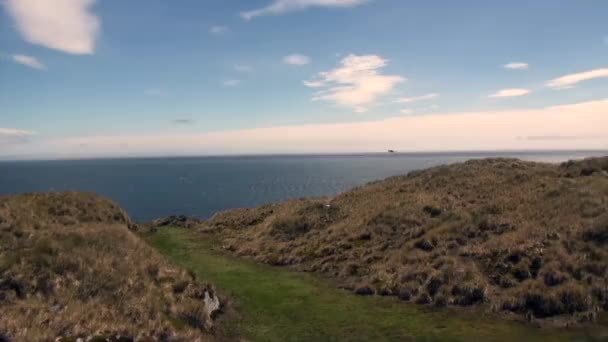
[0,193,222,341]
[205,157,608,325]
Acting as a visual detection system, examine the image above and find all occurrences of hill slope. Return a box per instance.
[0,193,222,341]
[205,157,608,324]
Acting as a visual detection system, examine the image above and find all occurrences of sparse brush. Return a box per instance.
[206,156,608,325]
[0,193,222,341]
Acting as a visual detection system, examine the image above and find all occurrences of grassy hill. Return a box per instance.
[0,193,223,341]
[204,157,608,325]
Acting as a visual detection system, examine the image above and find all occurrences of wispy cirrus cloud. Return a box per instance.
[241,0,367,20]
[12,54,45,70]
[304,54,405,112]
[545,68,608,90]
[172,119,195,125]
[4,0,99,54]
[395,93,439,104]
[523,134,603,141]
[0,128,36,145]
[234,64,253,73]
[209,26,228,35]
[283,54,311,65]
[503,62,529,70]
[489,88,531,98]
[223,79,241,87]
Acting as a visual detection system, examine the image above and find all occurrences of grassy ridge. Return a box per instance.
[146,228,606,341]
[0,193,220,340]
[205,158,608,323]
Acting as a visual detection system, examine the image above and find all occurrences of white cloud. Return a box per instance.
[31,99,608,158]
[503,62,529,70]
[303,80,325,87]
[223,79,241,87]
[4,0,99,54]
[209,26,228,35]
[395,93,439,104]
[0,128,36,144]
[546,68,608,90]
[489,88,531,98]
[283,54,311,65]
[12,54,45,70]
[400,109,413,114]
[234,64,253,73]
[305,54,405,111]
[241,0,367,20]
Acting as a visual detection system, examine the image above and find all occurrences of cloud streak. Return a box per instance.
[223,79,241,87]
[546,68,608,89]
[305,54,405,111]
[489,88,531,98]
[4,0,99,54]
[209,26,228,35]
[12,54,45,70]
[283,54,311,65]
[395,93,439,104]
[234,64,253,73]
[503,62,529,70]
[172,119,195,125]
[241,0,367,20]
[0,128,36,145]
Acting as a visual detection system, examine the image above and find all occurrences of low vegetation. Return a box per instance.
[204,157,608,325]
[148,228,605,341]
[0,193,222,341]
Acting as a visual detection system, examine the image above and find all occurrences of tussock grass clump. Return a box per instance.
[208,157,608,325]
[0,193,222,341]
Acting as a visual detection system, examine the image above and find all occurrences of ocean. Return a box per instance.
[1,151,605,222]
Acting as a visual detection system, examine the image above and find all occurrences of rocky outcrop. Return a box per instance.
[152,215,202,229]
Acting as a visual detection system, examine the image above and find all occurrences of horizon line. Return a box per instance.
[1,148,606,163]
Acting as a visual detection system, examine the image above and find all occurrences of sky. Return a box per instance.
[1,0,607,160]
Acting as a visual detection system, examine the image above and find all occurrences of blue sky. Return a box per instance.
[1,0,607,159]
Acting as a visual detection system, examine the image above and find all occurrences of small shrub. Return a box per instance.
[434,294,448,307]
[354,285,374,296]
[583,215,608,245]
[452,284,487,306]
[543,271,567,287]
[423,206,442,218]
[415,292,432,305]
[513,266,531,282]
[530,257,543,278]
[523,293,562,318]
[378,287,392,296]
[426,276,442,297]
[175,299,208,329]
[172,280,190,294]
[584,262,606,277]
[270,217,311,240]
[397,287,412,301]
[559,286,592,314]
[414,239,434,252]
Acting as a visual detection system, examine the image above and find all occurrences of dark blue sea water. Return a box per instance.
[0,151,605,222]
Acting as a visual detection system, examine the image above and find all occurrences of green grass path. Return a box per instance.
[145,228,603,342]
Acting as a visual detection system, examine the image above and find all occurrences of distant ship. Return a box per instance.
[388,149,396,153]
